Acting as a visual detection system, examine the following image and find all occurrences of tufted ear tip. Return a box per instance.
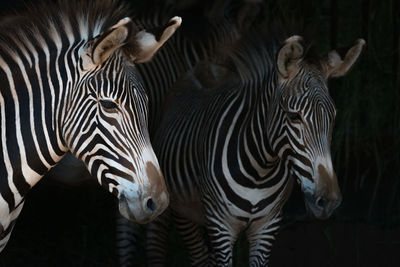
[110,17,132,29]
[321,38,366,79]
[169,16,182,27]
[356,38,366,47]
[285,35,304,44]
[128,16,182,63]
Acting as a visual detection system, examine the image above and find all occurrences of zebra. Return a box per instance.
[0,0,182,252]
[114,3,268,265]
[145,28,365,266]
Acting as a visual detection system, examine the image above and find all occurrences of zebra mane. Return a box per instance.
[0,0,133,55]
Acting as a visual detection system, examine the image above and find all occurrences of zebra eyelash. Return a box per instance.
[100,99,119,110]
[286,111,303,122]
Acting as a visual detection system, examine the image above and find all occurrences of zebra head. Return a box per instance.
[273,36,365,219]
[62,17,182,223]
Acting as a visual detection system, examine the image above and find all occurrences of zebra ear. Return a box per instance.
[81,17,133,71]
[125,16,182,63]
[321,39,365,78]
[276,35,304,81]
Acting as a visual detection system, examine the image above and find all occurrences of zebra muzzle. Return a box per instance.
[304,191,342,220]
[118,189,169,224]
[117,162,169,224]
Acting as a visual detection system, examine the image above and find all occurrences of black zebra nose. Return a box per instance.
[315,196,327,210]
[310,193,342,220]
[146,197,156,212]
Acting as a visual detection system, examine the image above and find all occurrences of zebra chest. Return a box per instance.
[224,187,278,216]
[210,166,286,215]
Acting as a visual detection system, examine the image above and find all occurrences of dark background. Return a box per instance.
[0,0,399,266]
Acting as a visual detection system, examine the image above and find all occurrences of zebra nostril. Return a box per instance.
[146,198,156,212]
[316,196,326,210]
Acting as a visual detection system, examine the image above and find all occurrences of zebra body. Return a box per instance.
[0,0,181,252]
[147,30,365,266]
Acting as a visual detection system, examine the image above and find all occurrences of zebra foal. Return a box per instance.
[0,0,181,252]
[146,30,365,266]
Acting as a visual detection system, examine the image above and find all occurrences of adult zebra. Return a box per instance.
[114,2,263,265]
[0,0,181,252]
[146,29,365,266]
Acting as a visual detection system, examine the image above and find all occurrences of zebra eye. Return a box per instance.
[287,112,302,122]
[100,100,118,110]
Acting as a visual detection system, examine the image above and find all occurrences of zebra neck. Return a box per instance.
[218,85,281,183]
[0,40,82,199]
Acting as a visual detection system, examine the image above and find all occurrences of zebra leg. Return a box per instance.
[0,201,24,252]
[246,216,282,267]
[173,212,210,266]
[115,211,142,267]
[205,218,238,267]
[146,208,171,267]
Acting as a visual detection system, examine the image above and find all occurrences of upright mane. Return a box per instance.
[0,0,132,56]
